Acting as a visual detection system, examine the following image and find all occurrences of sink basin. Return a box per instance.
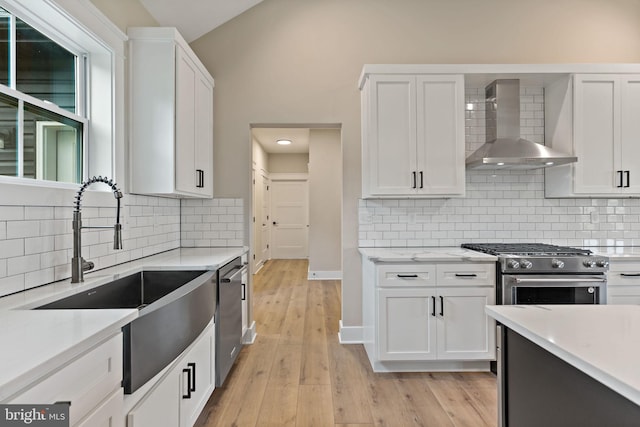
[37,270,207,310]
[36,269,217,394]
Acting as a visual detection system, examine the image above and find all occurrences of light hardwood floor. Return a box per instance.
[194,259,497,427]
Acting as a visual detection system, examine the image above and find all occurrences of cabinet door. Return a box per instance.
[415,75,465,196]
[619,75,640,193]
[180,325,215,427]
[436,287,495,360]
[75,389,124,427]
[572,75,619,194]
[377,288,436,360]
[127,369,180,427]
[175,44,198,195]
[9,333,122,427]
[194,72,214,197]
[364,75,418,196]
[608,262,640,304]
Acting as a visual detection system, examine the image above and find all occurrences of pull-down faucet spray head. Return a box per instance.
[72,176,123,283]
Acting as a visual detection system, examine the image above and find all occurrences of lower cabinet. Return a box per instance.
[127,321,215,427]
[607,259,640,304]
[76,389,124,427]
[378,286,495,361]
[8,333,124,427]
[363,259,496,371]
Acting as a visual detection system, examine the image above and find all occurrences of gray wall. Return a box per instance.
[308,129,342,275]
[268,153,309,174]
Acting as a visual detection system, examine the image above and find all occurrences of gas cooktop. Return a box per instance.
[461,243,592,257]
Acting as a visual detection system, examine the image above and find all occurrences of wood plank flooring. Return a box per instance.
[194,259,497,427]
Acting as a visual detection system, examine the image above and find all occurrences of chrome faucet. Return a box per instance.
[71,176,123,283]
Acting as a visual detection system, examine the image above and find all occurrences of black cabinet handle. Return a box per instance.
[241,283,246,300]
[182,362,196,398]
[419,171,424,189]
[617,170,624,188]
[195,169,204,188]
[412,171,417,189]
[182,368,192,398]
[396,274,418,278]
[455,273,477,277]
[439,296,444,316]
[188,362,196,392]
[620,273,640,277]
[431,296,436,317]
[625,170,630,188]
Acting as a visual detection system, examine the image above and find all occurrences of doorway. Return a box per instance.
[250,125,342,280]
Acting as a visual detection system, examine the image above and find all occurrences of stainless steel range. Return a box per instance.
[461,243,609,305]
[462,243,609,427]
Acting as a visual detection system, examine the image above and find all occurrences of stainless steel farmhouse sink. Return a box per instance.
[36,270,217,394]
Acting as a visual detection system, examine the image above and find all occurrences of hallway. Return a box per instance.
[194,259,497,426]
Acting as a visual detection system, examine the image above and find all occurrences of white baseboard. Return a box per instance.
[242,321,257,344]
[308,270,342,280]
[338,320,363,344]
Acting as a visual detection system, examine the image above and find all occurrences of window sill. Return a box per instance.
[0,177,120,207]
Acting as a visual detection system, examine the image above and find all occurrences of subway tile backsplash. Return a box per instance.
[0,195,243,297]
[359,86,640,248]
[180,198,244,247]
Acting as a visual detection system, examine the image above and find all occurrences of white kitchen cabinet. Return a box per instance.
[545,74,640,197]
[129,27,214,198]
[8,333,124,427]
[436,286,495,360]
[360,73,465,198]
[363,260,495,372]
[607,259,640,304]
[75,389,124,427]
[378,287,436,360]
[127,321,215,427]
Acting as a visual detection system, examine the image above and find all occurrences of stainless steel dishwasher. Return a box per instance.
[216,257,246,386]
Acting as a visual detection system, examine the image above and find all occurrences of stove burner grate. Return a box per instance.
[461,243,592,257]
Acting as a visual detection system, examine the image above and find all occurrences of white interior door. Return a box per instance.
[261,173,271,263]
[271,179,308,259]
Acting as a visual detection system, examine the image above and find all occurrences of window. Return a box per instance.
[0,6,86,184]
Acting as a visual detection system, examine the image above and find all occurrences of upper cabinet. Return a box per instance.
[129,27,214,198]
[360,73,465,198]
[545,74,640,197]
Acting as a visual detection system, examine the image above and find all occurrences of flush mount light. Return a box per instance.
[545,161,555,166]
[276,139,292,145]
[497,162,505,166]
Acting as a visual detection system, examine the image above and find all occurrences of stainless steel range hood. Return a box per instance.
[465,79,577,170]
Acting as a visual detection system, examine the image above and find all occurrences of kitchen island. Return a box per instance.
[487,305,640,427]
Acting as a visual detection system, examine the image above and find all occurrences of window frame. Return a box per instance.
[0,0,126,205]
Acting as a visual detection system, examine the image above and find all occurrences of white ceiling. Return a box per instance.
[139,0,264,42]
[252,128,310,154]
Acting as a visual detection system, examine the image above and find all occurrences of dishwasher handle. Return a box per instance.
[221,266,247,283]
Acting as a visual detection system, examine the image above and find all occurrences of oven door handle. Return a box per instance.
[513,277,607,284]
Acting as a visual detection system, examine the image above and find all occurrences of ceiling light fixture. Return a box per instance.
[276,139,292,145]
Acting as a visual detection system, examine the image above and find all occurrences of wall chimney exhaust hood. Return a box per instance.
[465,79,577,170]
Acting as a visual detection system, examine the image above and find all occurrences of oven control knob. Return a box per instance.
[583,259,596,268]
[596,259,609,268]
[507,260,520,269]
[520,260,533,269]
[552,259,565,269]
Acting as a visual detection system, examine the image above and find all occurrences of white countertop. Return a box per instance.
[0,247,246,401]
[589,246,640,261]
[359,247,497,262]
[486,304,640,406]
